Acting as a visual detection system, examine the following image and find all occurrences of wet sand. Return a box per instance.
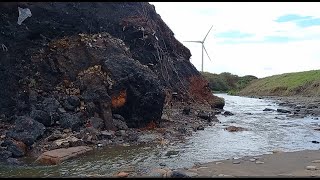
[176,150,320,177]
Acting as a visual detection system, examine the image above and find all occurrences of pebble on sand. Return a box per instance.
[306,166,318,171]
[277,173,293,176]
[272,149,283,154]
[115,172,129,177]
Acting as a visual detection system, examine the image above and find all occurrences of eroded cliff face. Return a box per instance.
[0,2,218,130]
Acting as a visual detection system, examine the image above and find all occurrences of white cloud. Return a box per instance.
[150,2,320,78]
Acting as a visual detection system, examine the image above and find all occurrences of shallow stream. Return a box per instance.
[1,94,319,177]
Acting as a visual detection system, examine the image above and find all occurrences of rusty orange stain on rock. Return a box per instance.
[140,121,157,131]
[111,90,126,108]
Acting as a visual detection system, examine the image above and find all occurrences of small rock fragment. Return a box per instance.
[223,111,234,116]
[232,161,241,164]
[272,149,283,154]
[306,166,317,171]
[159,162,166,166]
[170,170,190,178]
[218,174,232,177]
[115,172,129,178]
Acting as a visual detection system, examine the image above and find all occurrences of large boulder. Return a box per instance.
[211,96,225,109]
[102,54,165,128]
[35,146,93,165]
[6,116,46,146]
[30,32,165,128]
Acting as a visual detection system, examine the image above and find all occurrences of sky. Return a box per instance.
[149,2,320,78]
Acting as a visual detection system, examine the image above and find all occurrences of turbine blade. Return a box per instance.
[203,25,213,42]
[184,40,202,43]
[203,45,212,61]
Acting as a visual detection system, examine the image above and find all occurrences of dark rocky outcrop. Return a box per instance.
[0,2,218,125]
[0,2,222,159]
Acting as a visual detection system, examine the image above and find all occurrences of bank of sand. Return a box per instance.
[174,149,320,177]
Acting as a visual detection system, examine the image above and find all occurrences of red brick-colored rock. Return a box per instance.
[35,146,93,165]
[115,172,129,178]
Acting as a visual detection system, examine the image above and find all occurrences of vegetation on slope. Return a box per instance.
[238,70,320,97]
[201,72,257,95]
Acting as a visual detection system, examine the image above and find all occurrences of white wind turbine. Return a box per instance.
[184,25,213,72]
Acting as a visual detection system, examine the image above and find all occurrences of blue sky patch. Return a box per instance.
[217,39,256,45]
[275,14,312,23]
[217,36,293,44]
[264,36,291,43]
[296,18,320,27]
[198,8,217,16]
[275,14,320,28]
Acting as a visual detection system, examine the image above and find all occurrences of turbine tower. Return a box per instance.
[184,25,213,72]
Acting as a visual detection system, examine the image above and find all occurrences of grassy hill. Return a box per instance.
[201,72,257,94]
[238,70,320,97]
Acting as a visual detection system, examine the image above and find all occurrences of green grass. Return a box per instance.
[227,89,238,96]
[201,72,257,94]
[239,70,320,96]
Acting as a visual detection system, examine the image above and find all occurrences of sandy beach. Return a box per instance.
[171,150,320,177]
